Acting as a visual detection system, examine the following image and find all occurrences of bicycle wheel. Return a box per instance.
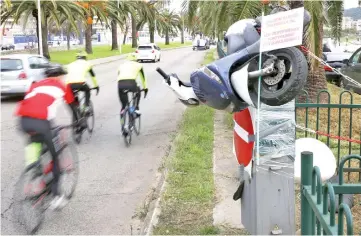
[86,101,95,134]
[134,114,141,136]
[58,138,79,199]
[12,166,47,234]
[72,111,82,144]
[122,109,132,147]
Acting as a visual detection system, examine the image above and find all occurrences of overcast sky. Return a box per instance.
[343,0,359,9]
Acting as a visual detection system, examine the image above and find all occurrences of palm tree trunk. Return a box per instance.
[123,25,129,45]
[111,19,118,50]
[303,23,327,102]
[181,27,184,44]
[165,30,169,45]
[85,23,93,54]
[35,17,40,54]
[42,18,50,59]
[78,21,84,45]
[66,25,71,51]
[131,14,137,48]
[150,29,155,43]
[149,22,155,43]
[289,0,327,102]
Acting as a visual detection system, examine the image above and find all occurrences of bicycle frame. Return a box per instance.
[120,89,144,137]
[25,125,73,172]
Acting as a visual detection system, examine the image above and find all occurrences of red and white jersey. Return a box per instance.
[15,78,75,120]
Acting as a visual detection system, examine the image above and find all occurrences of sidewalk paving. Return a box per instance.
[213,110,244,230]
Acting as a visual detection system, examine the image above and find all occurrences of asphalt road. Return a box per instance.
[1,47,206,234]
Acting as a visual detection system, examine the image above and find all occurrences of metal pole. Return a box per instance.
[37,0,43,56]
[301,151,313,235]
[256,9,264,166]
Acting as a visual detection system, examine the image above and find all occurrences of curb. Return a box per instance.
[139,132,179,235]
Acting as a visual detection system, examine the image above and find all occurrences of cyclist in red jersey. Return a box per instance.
[15,65,78,210]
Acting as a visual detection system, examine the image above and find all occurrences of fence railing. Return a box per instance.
[296,90,361,181]
[301,151,361,235]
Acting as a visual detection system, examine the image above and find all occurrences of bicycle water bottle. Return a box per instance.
[129,106,135,114]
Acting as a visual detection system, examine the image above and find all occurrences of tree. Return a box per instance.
[109,1,135,51]
[131,13,138,48]
[182,1,262,40]
[156,10,181,45]
[129,1,156,48]
[76,1,123,54]
[1,0,83,59]
[136,1,157,43]
[289,0,344,101]
[48,15,82,51]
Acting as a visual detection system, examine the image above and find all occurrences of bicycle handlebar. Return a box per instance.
[156,67,170,84]
[73,87,98,94]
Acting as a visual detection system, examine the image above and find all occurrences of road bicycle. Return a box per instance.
[72,88,98,144]
[12,121,80,234]
[120,89,145,147]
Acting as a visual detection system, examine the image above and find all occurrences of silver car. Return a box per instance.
[1,54,50,96]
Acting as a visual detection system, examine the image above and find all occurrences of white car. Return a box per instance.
[1,54,53,96]
[135,43,161,63]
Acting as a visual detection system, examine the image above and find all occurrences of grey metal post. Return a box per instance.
[241,100,296,235]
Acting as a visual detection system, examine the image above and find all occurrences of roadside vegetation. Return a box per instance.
[50,42,192,64]
[153,50,217,235]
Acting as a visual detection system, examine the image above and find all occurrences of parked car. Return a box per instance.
[340,46,361,94]
[1,44,15,50]
[192,38,209,51]
[135,43,161,63]
[209,39,217,45]
[322,39,352,86]
[1,54,55,96]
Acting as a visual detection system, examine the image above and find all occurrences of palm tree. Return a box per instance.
[48,15,82,51]
[182,1,262,40]
[130,1,156,48]
[1,0,83,59]
[136,1,158,43]
[109,1,134,51]
[289,0,344,101]
[157,10,181,45]
[76,1,123,54]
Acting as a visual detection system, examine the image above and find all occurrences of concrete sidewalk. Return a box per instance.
[213,110,244,230]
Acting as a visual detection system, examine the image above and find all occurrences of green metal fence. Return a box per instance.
[296,90,361,181]
[301,151,361,235]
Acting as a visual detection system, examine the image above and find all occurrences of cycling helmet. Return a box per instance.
[76,51,87,60]
[126,53,137,61]
[44,65,67,78]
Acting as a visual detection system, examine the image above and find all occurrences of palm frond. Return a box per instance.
[326,0,343,45]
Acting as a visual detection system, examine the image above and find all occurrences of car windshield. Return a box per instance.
[0,59,23,72]
[138,46,152,50]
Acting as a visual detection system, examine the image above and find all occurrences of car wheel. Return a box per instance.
[158,56,161,62]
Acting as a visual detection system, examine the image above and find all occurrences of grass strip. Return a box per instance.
[50,42,192,64]
[153,50,218,235]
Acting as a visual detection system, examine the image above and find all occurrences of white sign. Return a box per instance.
[260,7,304,52]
